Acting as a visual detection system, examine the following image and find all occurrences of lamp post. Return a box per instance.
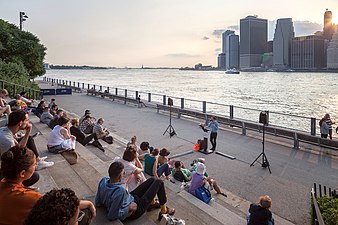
[19,11,28,31]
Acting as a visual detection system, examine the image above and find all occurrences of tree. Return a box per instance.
[0,19,47,80]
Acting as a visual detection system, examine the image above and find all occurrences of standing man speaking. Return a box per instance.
[207,116,219,151]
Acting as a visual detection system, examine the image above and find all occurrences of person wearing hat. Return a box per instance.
[188,162,226,197]
[79,110,91,124]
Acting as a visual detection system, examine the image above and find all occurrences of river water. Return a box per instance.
[44,69,338,136]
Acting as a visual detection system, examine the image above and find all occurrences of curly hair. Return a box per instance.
[24,188,80,225]
[0,146,35,179]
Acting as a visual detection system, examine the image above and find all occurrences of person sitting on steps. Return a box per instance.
[188,162,227,197]
[40,107,54,126]
[24,188,96,225]
[48,109,64,129]
[80,115,96,134]
[247,195,275,225]
[0,89,11,117]
[70,118,104,152]
[47,116,76,153]
[144,148,171,180]
[0,110,54,172]
[95,161,175,221]
[93,118,109,139]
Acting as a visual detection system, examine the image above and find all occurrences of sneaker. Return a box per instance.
[39,156,48,161]
[36,160,54,171]
[27,186,40,192]
[158,207,175,221]
[31,132,41,138]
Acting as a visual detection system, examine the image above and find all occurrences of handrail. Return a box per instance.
[311,188,325,225]
[0,79,41,99]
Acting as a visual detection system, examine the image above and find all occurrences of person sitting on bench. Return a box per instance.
[95,161,175,221]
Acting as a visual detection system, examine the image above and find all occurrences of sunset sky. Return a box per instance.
[1,0,337,67]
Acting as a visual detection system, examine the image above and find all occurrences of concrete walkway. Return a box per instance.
[39,81,338,225]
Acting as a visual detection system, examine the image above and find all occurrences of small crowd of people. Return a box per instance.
[319,113,337,139]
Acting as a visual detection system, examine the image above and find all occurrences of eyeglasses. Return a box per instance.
[77,210,85,222]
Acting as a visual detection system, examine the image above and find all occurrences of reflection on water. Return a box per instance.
[45,69,338,136]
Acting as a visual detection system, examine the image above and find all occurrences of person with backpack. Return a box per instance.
[171,161,191,182]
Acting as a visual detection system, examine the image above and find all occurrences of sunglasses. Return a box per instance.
[77,210,85,222]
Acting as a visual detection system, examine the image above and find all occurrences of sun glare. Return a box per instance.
[333,15,338,25]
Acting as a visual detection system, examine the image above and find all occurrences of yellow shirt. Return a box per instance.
[0,179,42,225]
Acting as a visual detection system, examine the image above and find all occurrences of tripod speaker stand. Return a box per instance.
[163,98,176,138]
[250,111,271,173]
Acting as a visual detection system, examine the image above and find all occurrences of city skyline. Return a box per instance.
[1,0,337,67]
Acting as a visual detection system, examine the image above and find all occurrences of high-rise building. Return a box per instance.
[327,30,338,69]
[323,9,334,40]
[273,18,295,68]
[218,30,239,69]
[291,35,326,69]
[240,15,268,68]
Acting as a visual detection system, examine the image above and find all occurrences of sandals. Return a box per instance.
[158,207,175,221]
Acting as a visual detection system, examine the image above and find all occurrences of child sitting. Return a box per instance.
[188,162,227,197]
[247,195,274,225]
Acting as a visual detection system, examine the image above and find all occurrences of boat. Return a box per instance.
[225,68,240,74]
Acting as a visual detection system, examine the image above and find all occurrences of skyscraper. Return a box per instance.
[327,29,338,69]
[218,30,235,69]
[225,34,239,69]
[240,16,267,68]
[273,18,295,68]
[323,9,334,40]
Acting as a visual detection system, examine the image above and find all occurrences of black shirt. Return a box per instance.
[248,203,272,225]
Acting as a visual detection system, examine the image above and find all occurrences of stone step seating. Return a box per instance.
[29,114,254,225]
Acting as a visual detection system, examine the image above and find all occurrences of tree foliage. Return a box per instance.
[316,196,338,225]
[0,19,46,81]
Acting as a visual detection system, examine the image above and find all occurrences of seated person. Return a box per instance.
[113,146,146,192]
[34,100,47,117]
[47,116,76,153]
[40,107,53,125]
[144,148,170,180]
[138,141,151,160]
[0,89,11,116]
[24,188,96,225]
[247,195,274,225]
[188,162,227,197]
[80,115,96,134]
[158,148,171,166]
[48,109,64,129]
[48,98,56,110]
[14,94,28,111]
[93,118,109,139]
[136,95,147,108]
[19,91,34,105]
[0,110,54,172]
[50,104,58,116]
[171,161,191,182]
[127,135,138,151]
[0,146,42,225]
[95,161,175,221]
[70,118,104,151]
[79,109,91,124]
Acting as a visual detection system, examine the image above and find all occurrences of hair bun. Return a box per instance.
[2,150,14,161]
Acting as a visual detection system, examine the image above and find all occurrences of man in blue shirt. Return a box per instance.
[207,116,219,151]
[95,161,175,221]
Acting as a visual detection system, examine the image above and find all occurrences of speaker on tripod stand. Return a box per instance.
[163,98,177,137]
[250,111,271,173]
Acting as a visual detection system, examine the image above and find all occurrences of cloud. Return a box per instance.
[165,53,200,58]
[202,36,209,40]
[227,25,239,31]
[293,21,322,36]
[212,29,226,38]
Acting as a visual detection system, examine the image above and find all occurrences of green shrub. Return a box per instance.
[316,196,338,225]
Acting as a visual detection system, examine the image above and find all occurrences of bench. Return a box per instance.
[87,89,141,106]
[57,83,82,92]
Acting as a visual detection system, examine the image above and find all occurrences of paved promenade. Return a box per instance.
[39,81,338,225]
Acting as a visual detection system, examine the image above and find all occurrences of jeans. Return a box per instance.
[210,132,217,150]
[129,177,167,219]
[79,133,98,146]
[157,163,170,177]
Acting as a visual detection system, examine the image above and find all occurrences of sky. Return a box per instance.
[1,0,337,68]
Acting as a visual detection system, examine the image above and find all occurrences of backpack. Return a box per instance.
[103,136,113,144]
[173,170,188,182]
[195,186,212,204]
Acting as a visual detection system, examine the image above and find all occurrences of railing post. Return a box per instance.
[65,80,68,86]
[311,118,316,136]
[13,84,17,96]
[70,81,72,86]
[107,87,109,93]
[314,183,317,197]
[319,184,322,197]
[78,82,80,88]
[136,91,138,99]
[202,101,206,113]
[51,79,54,86]
[163,95,166,105]
[293,133,299,149]
[181,98,184,109]
[82,83,84,89]
[148,93,151,102]
[230,105,234,119]
[0,81,4,89]
[93,85,96,90]
[87,84,90,90]
[124,89,127,104]
[28,89,31,99]
[242,122,246,135]
[115,88,118,95]
[99,86,102,91]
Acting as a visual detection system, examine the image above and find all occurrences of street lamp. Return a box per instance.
[19,11,28,31]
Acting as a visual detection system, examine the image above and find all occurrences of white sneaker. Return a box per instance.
[27,186,40,192]
[36,160,54,171]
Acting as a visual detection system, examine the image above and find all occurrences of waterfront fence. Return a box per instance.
[45,77,321,136]
[0,80,41,100]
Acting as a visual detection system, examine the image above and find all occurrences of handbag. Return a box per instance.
[195,185,212,204]
[159,214,185,225]
[61,150,79,165]
[103,135,113,144]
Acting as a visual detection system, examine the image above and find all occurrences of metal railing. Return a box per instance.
[0,80,41,100]
[45,77,320,136]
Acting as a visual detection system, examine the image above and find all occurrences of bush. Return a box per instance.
[316,196,338,225]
